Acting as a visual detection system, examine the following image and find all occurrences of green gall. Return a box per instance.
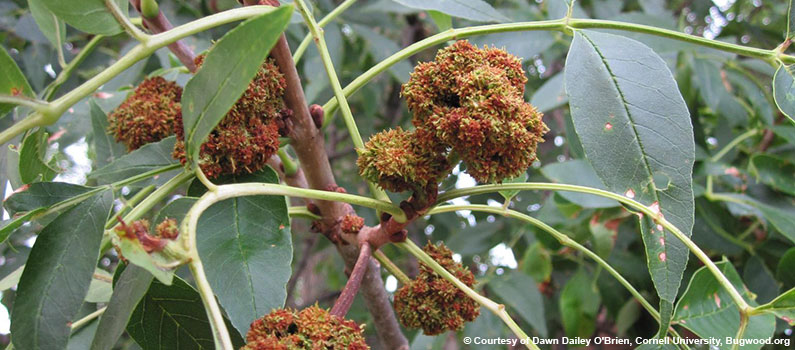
[400,40,548,184]
[107,76,182,151]
[242,305,369,350]
[357,127,451,193]
[393,242,480,335]
[140,0,159,19]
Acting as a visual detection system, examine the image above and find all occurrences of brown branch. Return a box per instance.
[330,243,371,318]
[130,0,197,72]
[249,1,409,348]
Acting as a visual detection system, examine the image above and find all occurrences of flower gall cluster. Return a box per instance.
[358,40,547,191]
[173,55,287,178]
[107,76,182,151]
[242,306,369,350]
[393,242,480,335]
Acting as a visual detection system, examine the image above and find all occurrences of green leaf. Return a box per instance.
[87,136,178,185]
[39,0,128,35]
[565,30,695,320]
[19,128,59,184]
[0,265,23,292]
[3,181,96,216]
[719,193,795,244]
[28,0,66,47]
[350,24,413,82]
[756,287,795,325]
[427,10,451,31]
[693,58,747,126]
[674,260,776,350]
[487,271,547,337]
[90,264,153,350]
[392,0,509,23]
[749,154,795,196]
[127,275,244,350]
[559,270,600,338]
[0,45,35,118]
[182,5,292,164]
[85,270,113,303]
[498,172,527,202]
[615,299,640,337]
[530,72,567,113]
[540,160,619,208]
[197,167,292,336]
[773,64,795,125]
[520,241,552,283]
[67,319,99,350]
[773,125,795,145]
[777,248,795,289]
[89,99,126,169]
[10,190,113,350]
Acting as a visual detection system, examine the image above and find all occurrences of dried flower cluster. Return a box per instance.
[242,306,369,350]
[393,242,480,335]
[173,55,287,178]
[114,218,180,253]
[107,76,182,151]
[358,40,547,191]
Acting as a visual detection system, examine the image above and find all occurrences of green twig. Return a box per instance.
[373,250,411,285]
[44,35,105,101]
[323,18,795,116]
[292,0,357,63]
[105,0,149,41]
[0,95,50,111]
[710,128,759,162]
[70,306,107,331]
[292,0,390,203]
[436,183,752,315]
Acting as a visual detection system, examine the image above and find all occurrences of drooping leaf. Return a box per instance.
[749,154,795,196]
[540,160,619,208]
[392,0,509,23]
[565,30,695,331]
[18,128,59,184]
[197,167,292,336]
[10,190,113,350]
[89,99,126,169]
[693,58,747,126]
[487,271,547,337]
[126,275,244,350]
[67,319,99,350]
[39,0,128,35]
[0,45,35,118]
[743,256,779,305]
[673,260,776,350]
[615,299,640,337]
[89,264,153,350]
[28,0,66,47]
[773,64,795,125]
[559,270,600,338]
[182,5,292,164]
[87,136,178,186]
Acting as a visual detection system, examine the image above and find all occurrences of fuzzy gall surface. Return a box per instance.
[242,306,369,350]
[173,55,286,178]
[340,214,365,234]
[357,127,451,193]
[108,76,182,151]
[400,40,548,184]
[393,242,480,335]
